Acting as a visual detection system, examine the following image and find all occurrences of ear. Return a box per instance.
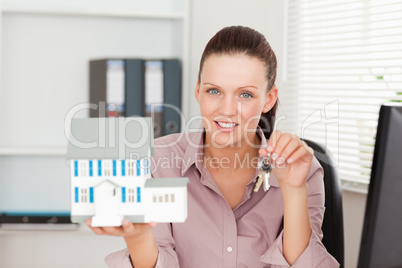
[262,86,278,113]
[194,80,201,104]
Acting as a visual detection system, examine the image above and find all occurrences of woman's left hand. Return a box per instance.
[258,130,314,189]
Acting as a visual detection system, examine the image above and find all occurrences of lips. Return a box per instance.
[214,121,239,132]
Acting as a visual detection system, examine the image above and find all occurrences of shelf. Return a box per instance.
[0,4,186,20]
[0,147,67,156]
[0,223,91,234]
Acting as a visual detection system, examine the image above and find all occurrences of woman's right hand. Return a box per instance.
[86,219,157,240]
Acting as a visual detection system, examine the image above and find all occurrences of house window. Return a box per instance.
[127,160,135,176]
[128,188,136,203]
[152,193,175,203]
[74,188,93,203]
[81,188,88,203]
[79,161,88,177]
[103,161,111,176]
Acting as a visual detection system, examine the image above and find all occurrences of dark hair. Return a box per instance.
[198,26,278,139]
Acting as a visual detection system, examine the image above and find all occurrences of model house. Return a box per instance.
[66,117,189,227]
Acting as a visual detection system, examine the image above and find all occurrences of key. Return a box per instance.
[261,155,273,192]
[254,155,273,192]
[254,173,264,192]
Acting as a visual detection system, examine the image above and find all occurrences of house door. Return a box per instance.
[92,181,123,227]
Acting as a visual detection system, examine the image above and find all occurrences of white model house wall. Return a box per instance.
[70,158,151,218]
[144,186,188,223]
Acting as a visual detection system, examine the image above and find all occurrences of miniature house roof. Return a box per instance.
[95,179,121,189]
[66,117,154,160]
[145,178,190,188]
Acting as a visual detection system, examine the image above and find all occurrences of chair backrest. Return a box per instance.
[302,139,345,268]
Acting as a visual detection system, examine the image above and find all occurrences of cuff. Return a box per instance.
[261,231,340,268]
[104,245,179,268]
[105,248,133,268]
[154,244,180,268]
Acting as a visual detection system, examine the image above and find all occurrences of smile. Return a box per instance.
[215,121,239,129]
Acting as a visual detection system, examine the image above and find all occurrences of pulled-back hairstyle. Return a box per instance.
[198,26,278,139]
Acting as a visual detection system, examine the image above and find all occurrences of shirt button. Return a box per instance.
[227,246,233,253]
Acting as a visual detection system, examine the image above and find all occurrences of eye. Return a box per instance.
[240,92,252,98]
[207,88,220,95]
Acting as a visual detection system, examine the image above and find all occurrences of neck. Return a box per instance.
[203,132,261,171]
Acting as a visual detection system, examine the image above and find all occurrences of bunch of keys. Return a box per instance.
[254,154,273,192]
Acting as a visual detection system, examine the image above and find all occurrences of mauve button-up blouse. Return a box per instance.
[104,128,340,268]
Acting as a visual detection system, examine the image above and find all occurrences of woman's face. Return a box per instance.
[195,53,277,148]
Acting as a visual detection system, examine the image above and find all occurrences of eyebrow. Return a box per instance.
[203,82,258,90]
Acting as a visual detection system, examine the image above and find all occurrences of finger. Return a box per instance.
[287,142,314,164]
[278,138,303,161]
[89,226,108,235]
[259,148,269,157]
[271,133,293,161]
[102,226,125,236]
[267,130,282,152]
[121,219,136,233]
[86,219,106,235]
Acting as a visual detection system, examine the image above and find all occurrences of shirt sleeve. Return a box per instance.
[104,222,179,268]
[260,157,340,268]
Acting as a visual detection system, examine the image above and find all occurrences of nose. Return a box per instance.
[218,96,238,116]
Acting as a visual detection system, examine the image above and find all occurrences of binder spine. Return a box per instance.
[125,60,145,117]
[89,60,108,117]
[163,59,182,135]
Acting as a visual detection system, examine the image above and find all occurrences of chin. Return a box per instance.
[210,131,243,148]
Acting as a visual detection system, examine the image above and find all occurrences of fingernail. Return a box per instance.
[276,157,285,164]
[287,158,293,164]
[267,146,274,152]
[271,153,278,160]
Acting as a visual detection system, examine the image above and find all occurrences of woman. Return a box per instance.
[88,26,339,268]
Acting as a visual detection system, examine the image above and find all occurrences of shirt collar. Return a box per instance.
[180,126,280,188]
[180,127,205,177]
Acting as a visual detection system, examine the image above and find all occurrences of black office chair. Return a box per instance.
[303,139,345,268]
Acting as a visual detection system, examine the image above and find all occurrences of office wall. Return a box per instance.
[0,227,127,268]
